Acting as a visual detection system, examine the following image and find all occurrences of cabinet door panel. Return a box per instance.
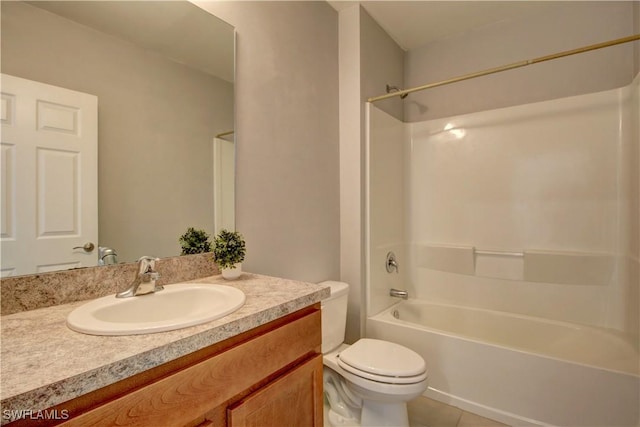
[228,355,323,427]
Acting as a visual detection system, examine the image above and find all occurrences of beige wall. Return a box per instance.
[405,1,637,122]
[630,0,640,345]
[1,2,233,263]
[195,1,341,283]
[635,1,640,74]
[338,5,364,342]
[360,8,404,121]
[358,6,405,339]
[335,4,406,342]
[633,0,640,260]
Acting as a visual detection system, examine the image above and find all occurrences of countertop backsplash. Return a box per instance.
[0,253,220,315]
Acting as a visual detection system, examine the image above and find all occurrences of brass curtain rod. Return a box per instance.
[368,33,640,103]
[215,130,235,138]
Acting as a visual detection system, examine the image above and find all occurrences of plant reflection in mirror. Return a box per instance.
[179,227,212,255]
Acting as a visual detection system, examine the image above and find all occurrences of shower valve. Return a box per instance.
[386,252,399,273]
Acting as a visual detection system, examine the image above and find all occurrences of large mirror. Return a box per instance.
[1,1,235,277]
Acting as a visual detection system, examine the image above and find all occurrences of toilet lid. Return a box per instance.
[337,339,426,382]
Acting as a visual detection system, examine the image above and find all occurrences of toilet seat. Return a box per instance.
[337,339,427,385]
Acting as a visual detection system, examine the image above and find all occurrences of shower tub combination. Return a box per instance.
[366,75,640,426]
[368,300,639,426]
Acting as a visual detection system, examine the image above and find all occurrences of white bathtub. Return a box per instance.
[367,300,640,426]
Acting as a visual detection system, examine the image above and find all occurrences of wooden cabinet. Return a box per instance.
[227,355,323,427]
[16,305,322,427]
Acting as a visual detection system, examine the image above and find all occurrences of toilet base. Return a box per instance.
[324,402,411,427]
[324,402,410,427]
[361,401,409,427]
[326,407,360,427]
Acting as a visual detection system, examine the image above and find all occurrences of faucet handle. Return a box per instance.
[386,252,399,273]
[137,256,159,274]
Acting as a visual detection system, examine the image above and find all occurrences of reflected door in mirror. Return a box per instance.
[1,74,98,277]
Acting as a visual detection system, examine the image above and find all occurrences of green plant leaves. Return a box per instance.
[179,227,212,255]
[213,229,246,269]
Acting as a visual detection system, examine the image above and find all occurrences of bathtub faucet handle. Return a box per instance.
[386,252,399,273]
[389,288,408,299]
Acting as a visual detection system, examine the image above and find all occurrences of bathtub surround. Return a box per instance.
[411,81,636,332]
[368,79,640,330]
[363,8,639,423]
[365,8,639,423]
[366,103,407,317]
[366,75,640,426]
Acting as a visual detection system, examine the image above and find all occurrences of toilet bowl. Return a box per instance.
[320,281,428,427]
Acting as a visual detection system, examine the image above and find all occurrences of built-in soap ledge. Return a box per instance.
[416,244,475,275]
[523,250,614,286]
[415,244,614,286]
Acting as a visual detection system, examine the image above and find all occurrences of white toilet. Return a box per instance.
[321,281,428,427]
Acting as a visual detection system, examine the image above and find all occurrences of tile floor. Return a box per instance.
[323,395,510,427]
[408,396,509,427]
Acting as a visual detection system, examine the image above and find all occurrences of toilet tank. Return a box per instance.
[320,281,349,354]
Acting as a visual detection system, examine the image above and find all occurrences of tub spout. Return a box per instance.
[389,288,408,299]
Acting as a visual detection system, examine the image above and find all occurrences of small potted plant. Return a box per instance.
[213,229,246,279]
[179,227,212,255]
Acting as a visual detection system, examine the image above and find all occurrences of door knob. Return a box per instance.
[73,242,95,252]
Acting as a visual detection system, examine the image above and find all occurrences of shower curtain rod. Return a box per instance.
[368,33,640,103]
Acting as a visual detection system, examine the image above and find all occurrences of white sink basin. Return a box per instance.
[67,283,245,336]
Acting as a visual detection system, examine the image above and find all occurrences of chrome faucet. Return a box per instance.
[389,288,408,299]
[116,256,163,298]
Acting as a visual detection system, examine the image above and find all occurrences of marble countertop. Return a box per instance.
[0,273,329,423]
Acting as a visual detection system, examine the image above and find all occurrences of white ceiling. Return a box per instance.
[328,1,571,51]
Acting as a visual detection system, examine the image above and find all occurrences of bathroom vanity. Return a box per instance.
[0,273,329,426]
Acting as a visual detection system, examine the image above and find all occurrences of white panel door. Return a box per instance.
[0,74,98,277]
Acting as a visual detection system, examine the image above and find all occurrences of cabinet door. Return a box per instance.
[228,355,323,427]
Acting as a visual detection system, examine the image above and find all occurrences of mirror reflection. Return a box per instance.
[1,1,235,277]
